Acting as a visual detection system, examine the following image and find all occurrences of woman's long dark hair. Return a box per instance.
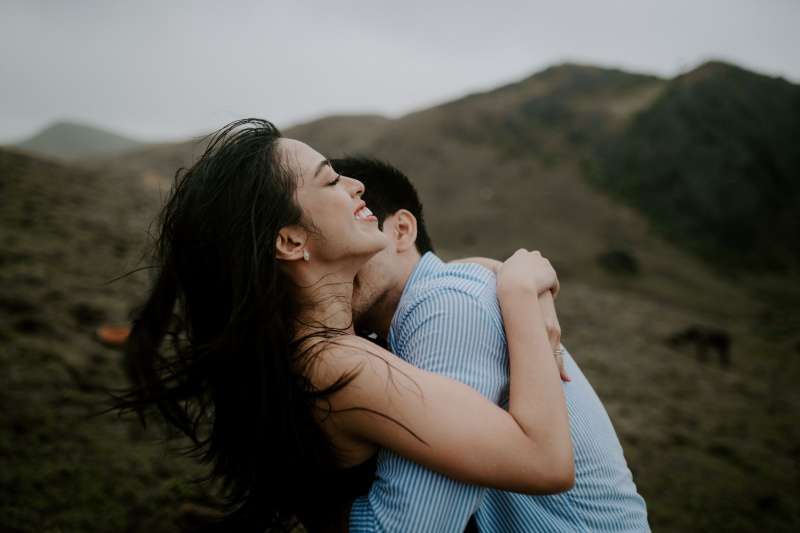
[117,119,354,532]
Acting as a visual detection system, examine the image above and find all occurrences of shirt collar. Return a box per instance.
[404,252,442,293]
[389,252,441,342]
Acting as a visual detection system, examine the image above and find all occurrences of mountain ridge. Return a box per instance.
[12,120,148,159]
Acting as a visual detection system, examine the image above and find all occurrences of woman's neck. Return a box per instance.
[290,263,358,338]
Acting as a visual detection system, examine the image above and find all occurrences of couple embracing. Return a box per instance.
[119,119,648,532]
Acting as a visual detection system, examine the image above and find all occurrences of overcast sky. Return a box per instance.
[1,0,798,144]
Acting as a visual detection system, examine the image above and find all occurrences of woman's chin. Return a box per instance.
[348,242,389,271]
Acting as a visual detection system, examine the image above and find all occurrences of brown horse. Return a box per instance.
[667,326,732,367]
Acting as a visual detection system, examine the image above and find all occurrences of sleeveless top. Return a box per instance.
[297,454,378,532]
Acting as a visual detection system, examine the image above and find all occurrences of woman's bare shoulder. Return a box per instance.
[303,334,400,390]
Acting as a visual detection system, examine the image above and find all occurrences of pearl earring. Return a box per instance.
[302,250,309,262]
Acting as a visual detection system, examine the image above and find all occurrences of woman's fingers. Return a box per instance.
[497,249,559,297]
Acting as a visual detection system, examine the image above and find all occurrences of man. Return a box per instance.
[332,157,649,532]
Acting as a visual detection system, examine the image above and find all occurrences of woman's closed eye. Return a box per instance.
[328,174,341,187]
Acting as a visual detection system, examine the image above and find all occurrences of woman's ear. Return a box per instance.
[276,225,307,261]
[391,209,419,253]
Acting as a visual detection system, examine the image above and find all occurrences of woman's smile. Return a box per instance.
[354,202,378,222]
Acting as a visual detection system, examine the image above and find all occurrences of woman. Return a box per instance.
[118,119,572,532]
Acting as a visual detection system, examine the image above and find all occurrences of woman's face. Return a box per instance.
[279,138,388,263]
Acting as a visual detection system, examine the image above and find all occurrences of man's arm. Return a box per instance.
[349,286,508,532]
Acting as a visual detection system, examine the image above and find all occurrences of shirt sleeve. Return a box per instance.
[349,286,509,532]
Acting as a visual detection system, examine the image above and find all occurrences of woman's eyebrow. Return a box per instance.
[314,159,331,179]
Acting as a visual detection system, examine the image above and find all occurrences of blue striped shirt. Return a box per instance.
[350,253,649,532]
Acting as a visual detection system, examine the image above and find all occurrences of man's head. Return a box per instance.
[330,157,433,338]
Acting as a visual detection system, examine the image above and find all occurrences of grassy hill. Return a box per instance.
[1,61,799,532]
[13,121,148,159]
[0,147,209,531]
[588,61,800,271]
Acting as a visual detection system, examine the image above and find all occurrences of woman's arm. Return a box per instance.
[319,250,574,495]
[496,249,574,485]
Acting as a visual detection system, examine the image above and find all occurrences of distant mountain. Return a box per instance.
[14,121,147,159]
[588,61,800,271]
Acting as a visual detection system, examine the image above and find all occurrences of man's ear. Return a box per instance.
[276,225,307,261]
[390,209,419,253]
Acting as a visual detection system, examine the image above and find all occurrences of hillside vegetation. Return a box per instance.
[589,61,800,271]
[0,148,209,531]
[1,61,799,532]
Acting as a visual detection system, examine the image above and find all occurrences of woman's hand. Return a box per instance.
[496,249,559,299]
[497,250,569,381]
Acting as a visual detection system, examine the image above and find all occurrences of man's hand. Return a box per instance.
[538,289,570,382]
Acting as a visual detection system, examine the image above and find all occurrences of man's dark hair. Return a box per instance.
[330,156,434,254]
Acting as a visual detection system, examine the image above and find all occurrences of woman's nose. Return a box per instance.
[345,176,365,197]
